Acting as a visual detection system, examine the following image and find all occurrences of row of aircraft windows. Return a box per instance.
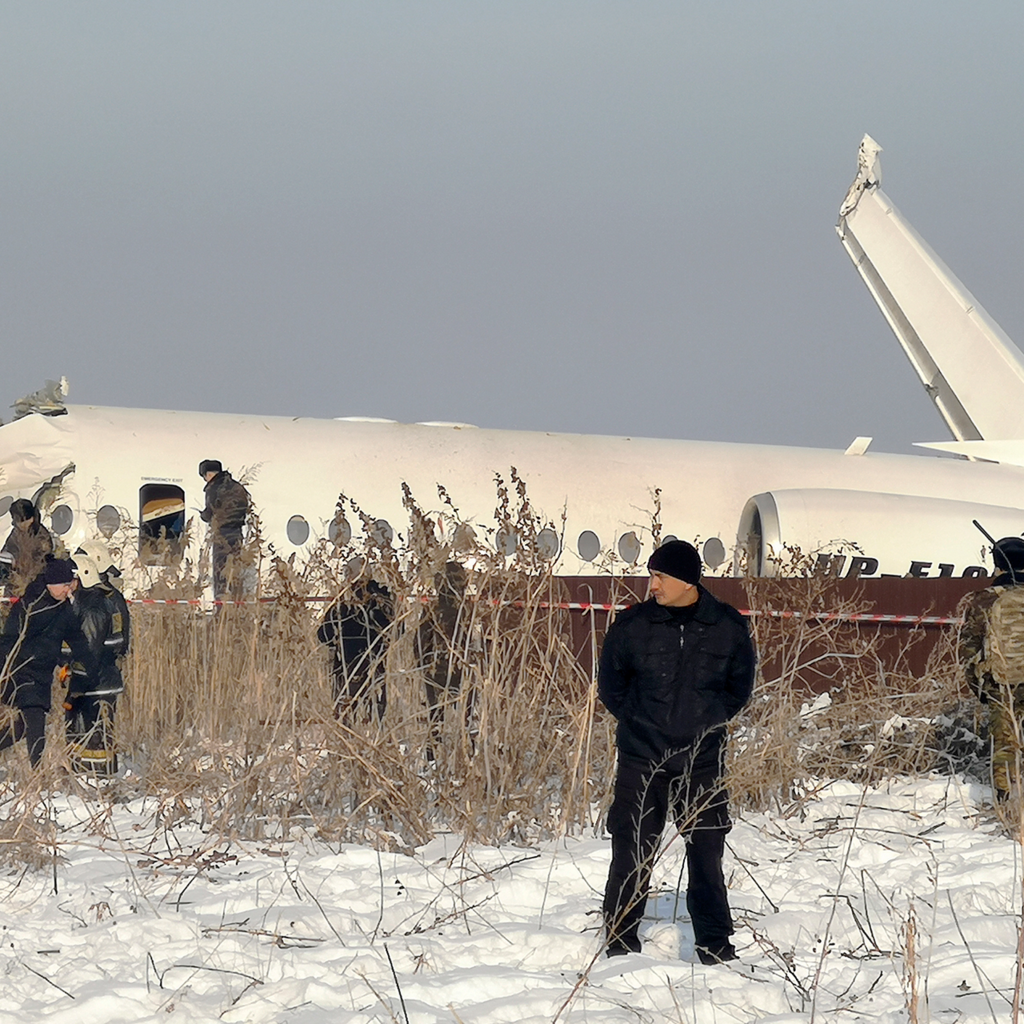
[2,493,726,569]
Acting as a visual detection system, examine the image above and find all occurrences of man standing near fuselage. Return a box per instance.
[199,460,250,599]
[598,540,755,962]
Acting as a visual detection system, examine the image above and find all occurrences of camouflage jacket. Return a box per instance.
[0,523,54,595]
[959,572,1024,700]
[200,472,250,540]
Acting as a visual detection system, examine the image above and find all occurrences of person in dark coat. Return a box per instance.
[598,540,755,962]
[317,573,393,723]
[0,499,54,595]
[415,561,472,760]
[65,543,130,774]
[199,460,251,599]
[0,559,95,767]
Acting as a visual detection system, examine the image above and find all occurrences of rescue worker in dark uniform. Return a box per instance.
[65,542,130,774]
[199,460,251,599]
[317,572,393,722]
[598,540,755,962]
[0,499,54,595]
[0,558,95,767]
[960,536,1024,800]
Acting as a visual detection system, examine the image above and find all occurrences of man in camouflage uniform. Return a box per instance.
[0,499,54,595]
[199,460,251,599]
[960,537,1024,800]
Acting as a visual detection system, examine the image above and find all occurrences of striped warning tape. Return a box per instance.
[0,594,966,625]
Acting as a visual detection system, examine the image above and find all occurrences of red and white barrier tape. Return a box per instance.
[0,594,965,625]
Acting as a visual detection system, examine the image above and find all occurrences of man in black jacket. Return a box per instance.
[598,540,755,962]
[199,460,251,599]
[317,574,393,723]
[0,558,95,767]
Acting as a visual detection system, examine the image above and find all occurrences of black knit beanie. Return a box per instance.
[44,558,77,584]
[647,540,702,584]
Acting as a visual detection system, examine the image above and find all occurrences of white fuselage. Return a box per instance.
[2,403,1022,582]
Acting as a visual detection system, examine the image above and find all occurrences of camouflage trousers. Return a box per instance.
[986,684,1024,795]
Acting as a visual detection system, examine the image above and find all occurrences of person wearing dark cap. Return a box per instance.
[0,558,95,767]
[960,536,1024,801]
[598,539,755,962]
[0,498,54,595]
[199,460,251,599]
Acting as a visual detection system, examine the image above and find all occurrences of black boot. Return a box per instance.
[696,942,737,965]
[606,934,642,957]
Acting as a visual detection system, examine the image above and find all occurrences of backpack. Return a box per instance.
[983,585,1024,686]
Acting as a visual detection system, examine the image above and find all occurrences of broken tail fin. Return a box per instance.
[837,135,1024,444]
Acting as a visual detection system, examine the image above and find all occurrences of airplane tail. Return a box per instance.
[837,135,1024,445]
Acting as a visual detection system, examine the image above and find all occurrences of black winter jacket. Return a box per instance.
[598,587,755,762]
[70,583,131,697]
[0,577,96,709]
[317,583,392,678]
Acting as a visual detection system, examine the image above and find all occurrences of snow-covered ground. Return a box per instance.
[0,776,1020,1023]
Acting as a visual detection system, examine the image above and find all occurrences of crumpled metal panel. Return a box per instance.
[0,411,75,495]
[11,377,68,420]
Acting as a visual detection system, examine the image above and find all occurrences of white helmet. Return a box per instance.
[72,540,119,582]
[73,553,105,588]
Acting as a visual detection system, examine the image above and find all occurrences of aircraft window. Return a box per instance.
[371,519,393,545]
[328,515,352,546]
[50,505,74,536]
[496,526,518,556]
[577,530,601,562]
[660,535,677,546]
[617,531,641,564]
[96,505,121,538]
[536,528,560,559]
[454,523,477,553]
[0,496,11,517]
[703,537,726,569]
[287,515,310,545]
[139,484,185,565]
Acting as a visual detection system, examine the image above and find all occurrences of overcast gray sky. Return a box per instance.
[2,2,1021,455]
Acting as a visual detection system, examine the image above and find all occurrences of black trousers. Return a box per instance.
[603,744,734,952]
[0,706,47,767]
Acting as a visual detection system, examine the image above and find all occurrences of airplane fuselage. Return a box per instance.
[2,402,1021,583]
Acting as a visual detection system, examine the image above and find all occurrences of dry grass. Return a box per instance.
[0,479,979,855]
[729,571,974,818]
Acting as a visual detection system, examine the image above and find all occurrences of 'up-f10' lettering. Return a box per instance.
[815,555,989,580]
